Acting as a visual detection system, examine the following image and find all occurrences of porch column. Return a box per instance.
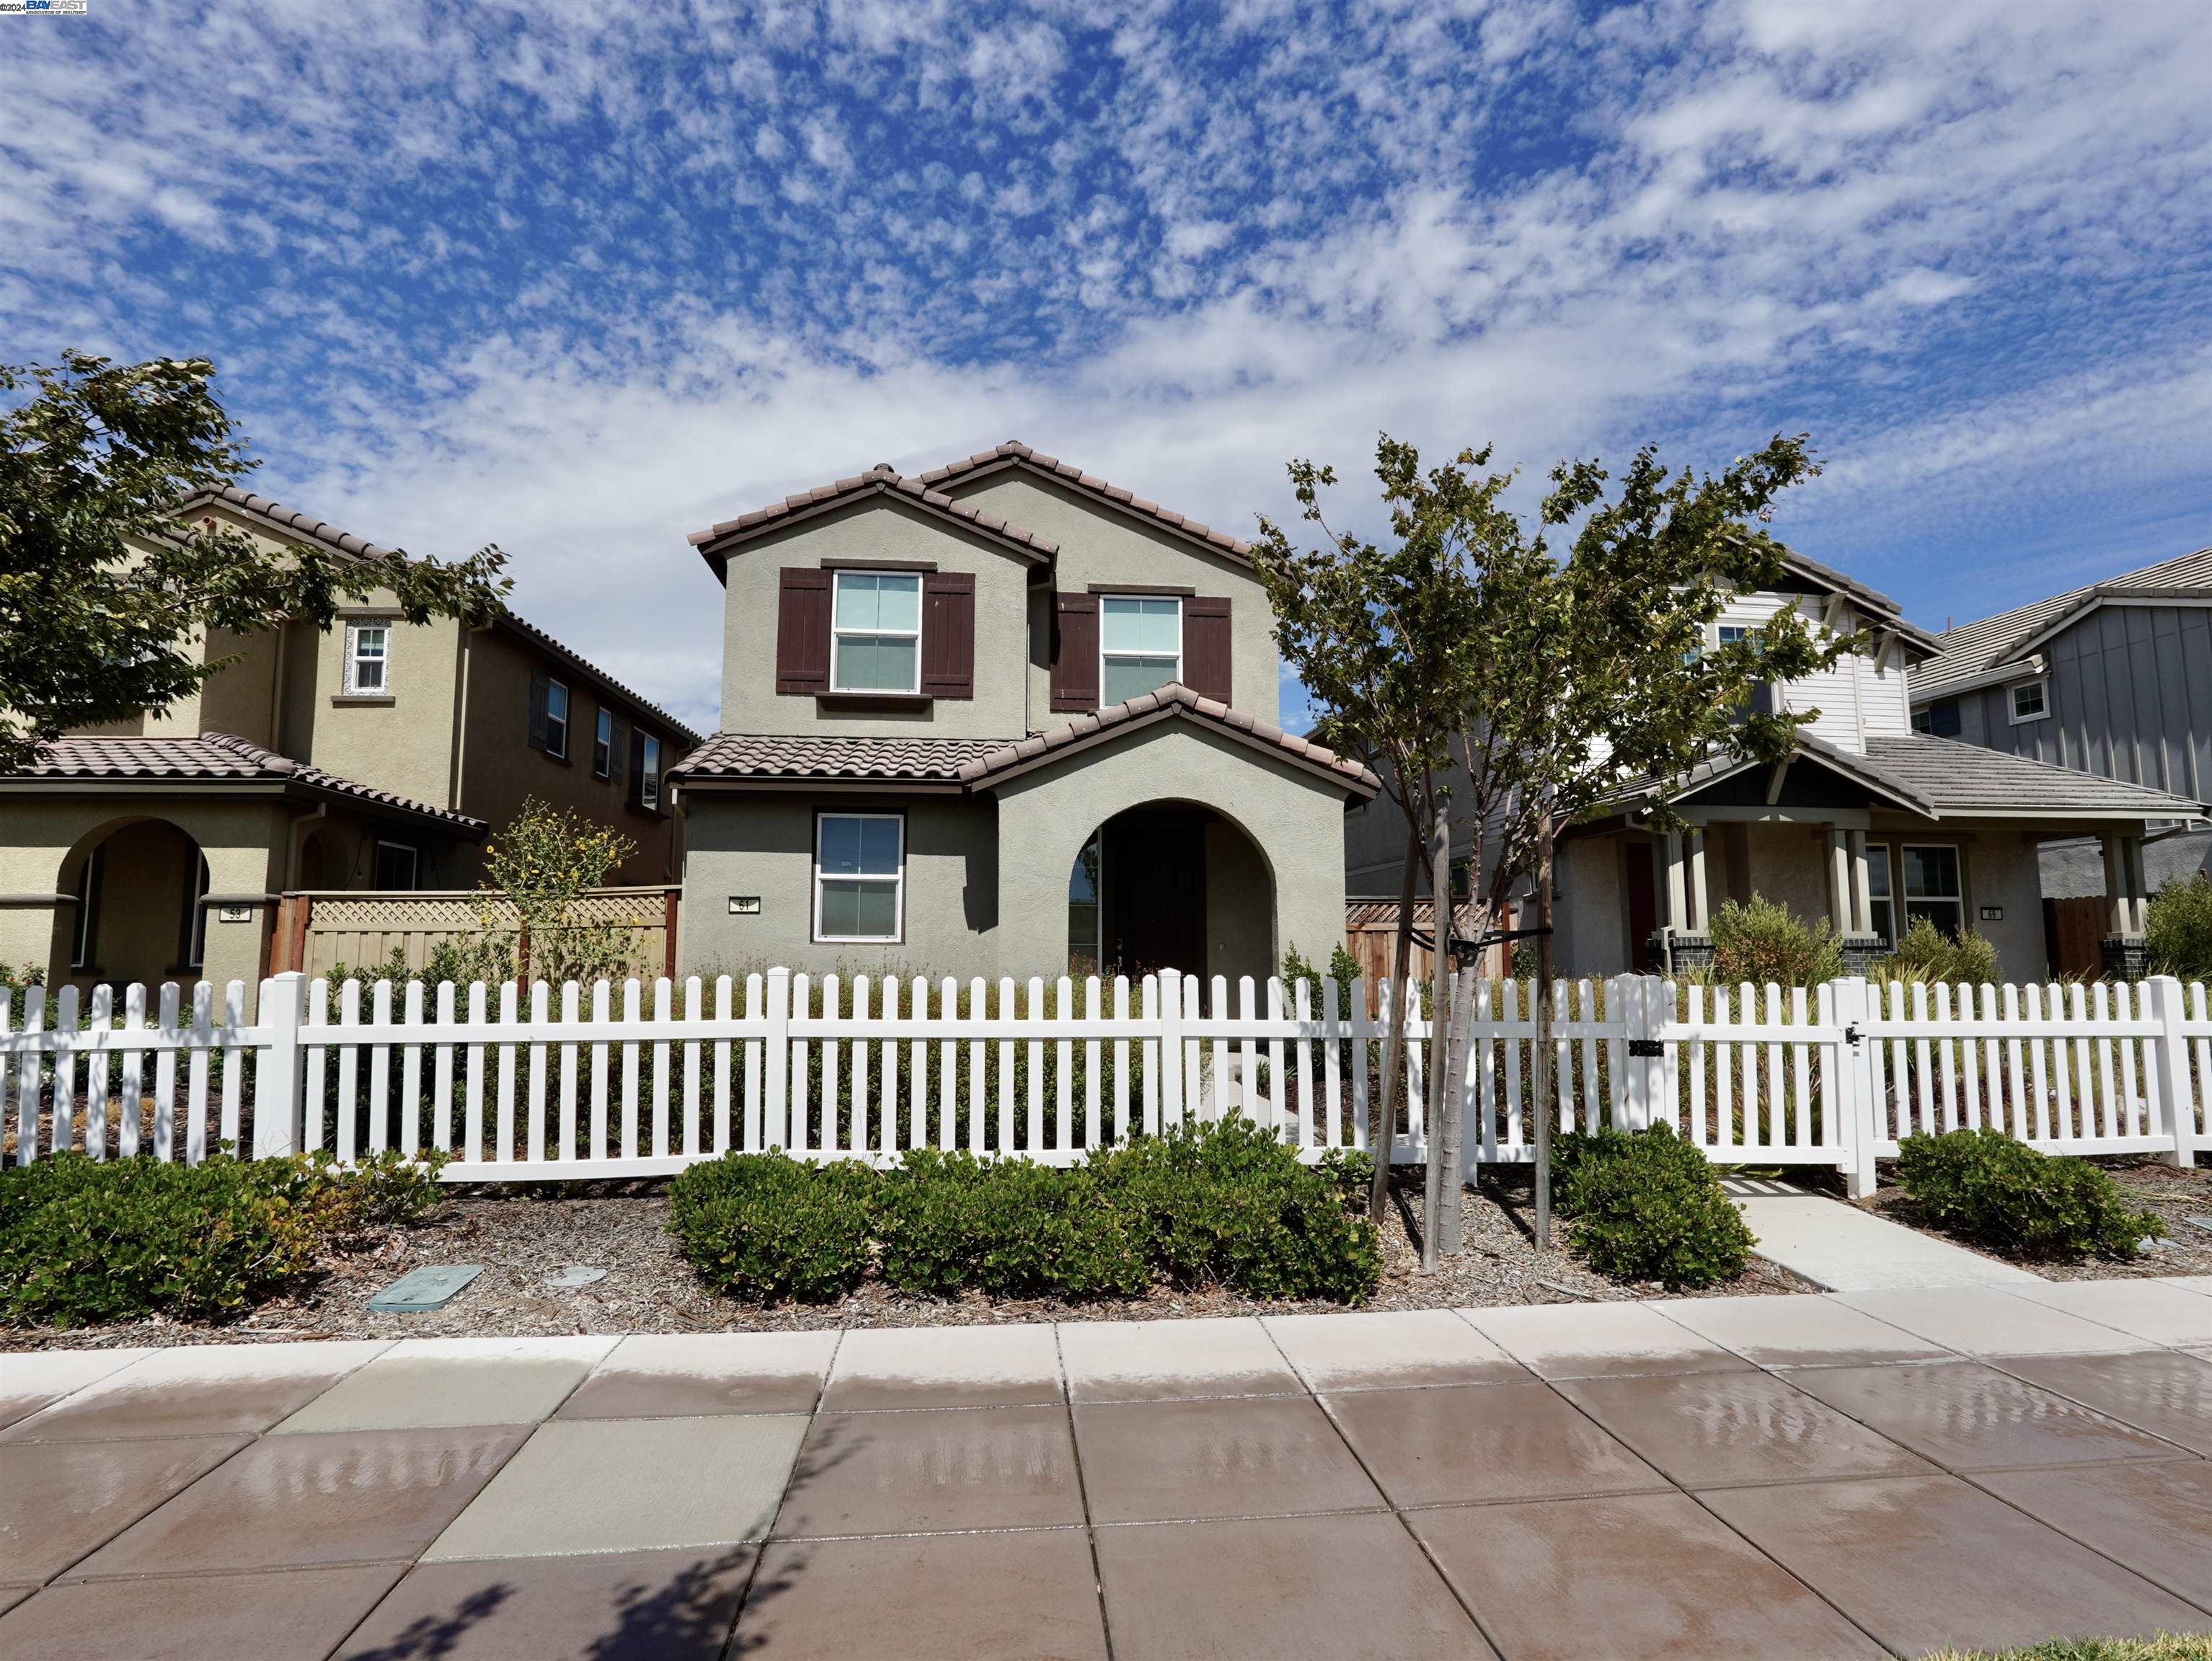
[2102,833,2132,936]
[1685,829,1710,933]
[1847,830,1875,937]
[1663,830,1688,934]
[2125,834,2151,934]
[2100,830,2151,980]
[1826,829,1854,936]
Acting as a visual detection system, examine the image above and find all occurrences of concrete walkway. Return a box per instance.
[1722,1177,2048,1291]
[4,1281,2211,1660]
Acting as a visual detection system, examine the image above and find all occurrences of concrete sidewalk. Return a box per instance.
[3,1281,2210,1660]
[1722,1177,2050,1291]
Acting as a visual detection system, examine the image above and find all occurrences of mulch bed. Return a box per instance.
[1846,1154,2212,1281]
[0,1166,1814,1352]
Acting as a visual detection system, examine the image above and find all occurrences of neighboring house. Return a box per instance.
[1911,545,2212,934]
[670,442,1379,981]
[1344,552,2204,982]
[0,487,699,996]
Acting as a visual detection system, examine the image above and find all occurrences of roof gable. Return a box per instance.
[917,442,1256,569]
[689,464,1056,577]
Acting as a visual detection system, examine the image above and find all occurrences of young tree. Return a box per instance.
[1471,436,1857,1244]
[1252,438,1546,1241]
[1,352,509,772]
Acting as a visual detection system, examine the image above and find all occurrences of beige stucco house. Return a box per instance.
[0,487,699,996]
[671,442,1378,981]
[1344,552,2206,981]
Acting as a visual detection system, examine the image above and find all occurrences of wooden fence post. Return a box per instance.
[251,972,307,1160]
[1832,975,1877,1197]
[764,966,790,1150]
[2144,975,2196,1168]
[663,887,680,981]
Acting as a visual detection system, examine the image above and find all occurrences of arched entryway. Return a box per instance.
[1066,802,1275,979]
[52,817,211,988]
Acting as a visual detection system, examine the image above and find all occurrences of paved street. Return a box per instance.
[3,1281,2210,1660]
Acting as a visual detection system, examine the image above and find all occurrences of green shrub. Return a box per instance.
[2147,873,2212,982]
[0,1148,446,1328]
[1553,1124,1753,1290]
[1895,1129,2160,1261]
[875,1148,1148,1301]
[668,1151,880,1303]
[1706,895,1843,985]
[1091,1115,1381,1302]
[1872,916,1998,985]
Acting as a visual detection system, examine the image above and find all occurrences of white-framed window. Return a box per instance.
[70,844,102,971]
[180,854,209,972]
[2008,678,2049,724]
[544,679,570,758]
[639,734,663,811]
[593,708,614,778]
[813,812,904,942]
[1100,595,1182,704]
[1903,844,1965,937]
[373,841,420,891]
[344,623,389,694]
[1715,623,1753,647]
[831,570,923,694]
[1864,841,1895,945]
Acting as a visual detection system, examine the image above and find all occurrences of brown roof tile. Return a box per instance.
[668,732,1007,787]
[6,735,487,833]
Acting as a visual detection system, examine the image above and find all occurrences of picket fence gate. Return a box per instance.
[4,968,2206,1191]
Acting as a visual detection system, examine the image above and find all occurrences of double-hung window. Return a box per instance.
[1902,845,1964,937]
[544,679,570,759]
[1864,843,1895,945]
[831,571,922,694]
[639,734,663,811]
[814,813,903,942]
[1100,595,1182,704]
[593,708,614,778]
[344,623,389,694]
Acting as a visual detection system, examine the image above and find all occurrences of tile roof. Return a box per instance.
[669,731,1006,786]
[1859,735,2207,818]
[5,735,488,833]
[686,465,1058,572]
[1915,545,2212,698]
[955,684,1381,797]
[180,486,699,744]
[916,440,1257,565]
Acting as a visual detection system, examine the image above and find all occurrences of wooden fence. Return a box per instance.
[6,970,2206,1190]
[265,887,680,981]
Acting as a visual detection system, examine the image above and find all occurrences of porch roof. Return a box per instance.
[1597,731,2204,825]
[0,734,489,835]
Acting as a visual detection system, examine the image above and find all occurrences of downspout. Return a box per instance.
[449,624,475,812]
[268,619,291,751]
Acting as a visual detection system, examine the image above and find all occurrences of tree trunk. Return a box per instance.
[1420,804,1452,1269]
[1532,808,1557,1250]
[1437,964,1471,1260]
[1371,823,1420,1225]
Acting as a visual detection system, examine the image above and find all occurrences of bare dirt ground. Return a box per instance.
[0,1166,1814,1351]
[1846,1153,2212,1281]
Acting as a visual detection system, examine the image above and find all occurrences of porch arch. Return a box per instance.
[1064,797,1277,980]
[48,814,211,988]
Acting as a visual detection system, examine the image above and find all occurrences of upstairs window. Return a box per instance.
[831,571,922,693]
[593,707,614,778]
[344,623,389,694]
[1100,595,1182,704]
[1914,699,1962,737]
[639,734,663,811]
[544,679,570,758]
[2009,678,2048,724]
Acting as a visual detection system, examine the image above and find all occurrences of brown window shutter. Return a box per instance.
[1185,596,1232,702]
[1050,591,1100,711]
[528,666,549,749]
[610,713,629,790]
[920,571,976,699]
[775,568,832,695]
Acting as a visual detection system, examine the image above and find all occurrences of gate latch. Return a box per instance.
[1625,1038,1664,1059]
[1843,1023,1863,1048]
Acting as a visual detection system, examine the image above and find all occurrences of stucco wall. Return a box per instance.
[719,499,1038,741]
[939,473,1281,722]
[680,792,1003,979]
[303,608,464,815]
[991,722,1348,983]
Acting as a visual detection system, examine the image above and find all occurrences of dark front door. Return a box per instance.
[1624,838,1659,972]
[1102,809,1206,976]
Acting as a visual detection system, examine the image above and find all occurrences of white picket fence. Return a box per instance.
[4,968,2206,1191]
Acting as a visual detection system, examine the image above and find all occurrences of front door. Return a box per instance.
[1624,838,1659,972]
[1101,809,1206,975]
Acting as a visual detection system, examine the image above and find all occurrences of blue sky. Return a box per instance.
[6,0,2208,735]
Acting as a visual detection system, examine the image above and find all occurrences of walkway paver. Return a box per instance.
[1727,1183,2045,1290]
[4,1281,2210,1659]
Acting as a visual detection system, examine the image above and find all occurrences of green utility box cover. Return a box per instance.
[368,1264,485,1312]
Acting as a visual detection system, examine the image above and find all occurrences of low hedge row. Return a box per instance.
[0,1148,446,1328]
[1554,1124,1755,1290]
[1895,1128,2160,1261]
[668,1115,1381,1306]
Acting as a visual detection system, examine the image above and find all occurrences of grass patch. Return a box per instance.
[1925,1636,2212,1661]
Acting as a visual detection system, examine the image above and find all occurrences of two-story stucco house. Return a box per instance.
[0,487,699,996]
[1911,545,2212,962]
[1345,551,2204,982]
[671,443,1380,981]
